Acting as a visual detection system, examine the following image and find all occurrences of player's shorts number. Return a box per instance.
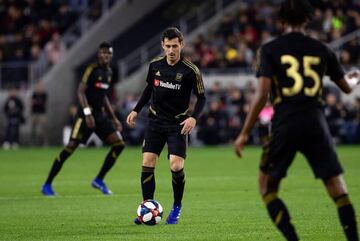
[281,55,321,97]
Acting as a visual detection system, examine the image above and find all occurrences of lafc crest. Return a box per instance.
[175,73,183,82]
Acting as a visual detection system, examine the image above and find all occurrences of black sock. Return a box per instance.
[141,166,155,200]
[335,194,359,241]
[45,147,74,184]
[264,192,299,241]
[97,141,125,180]
[171,168,185,206]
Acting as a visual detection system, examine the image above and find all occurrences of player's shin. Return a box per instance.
[171,168,185,206]
[45,146,75,184]
[334,194,359,241]
[97,140,125,180]
[263,192,299,241]
[141,166,155,200]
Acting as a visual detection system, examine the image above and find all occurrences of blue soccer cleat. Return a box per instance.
[91,178,112,195]
[41,183,55,196]
[166,204,182,224]
[134,217,142,225]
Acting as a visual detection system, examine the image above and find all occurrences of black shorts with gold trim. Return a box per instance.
[260,108,343,180]
[142,114,187,159]
[69,112,117,144]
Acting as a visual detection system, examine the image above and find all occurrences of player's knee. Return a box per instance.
[111,140,125,154]
[142,153,157,167]
[323,175,348,199]
[170,162,183,172]
[170,159,184,172]
[66,141,78,152]
[142,158,156,168]
[259,172,280,196]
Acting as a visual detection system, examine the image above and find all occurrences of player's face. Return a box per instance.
[98,47,113,65]
[162,37,183,64]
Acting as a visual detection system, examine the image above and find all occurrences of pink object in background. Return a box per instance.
[259,106,274,124]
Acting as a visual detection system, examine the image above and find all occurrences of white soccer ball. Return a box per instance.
[137,199,164,225]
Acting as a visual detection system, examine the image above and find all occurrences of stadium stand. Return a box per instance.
[0,0,359,146]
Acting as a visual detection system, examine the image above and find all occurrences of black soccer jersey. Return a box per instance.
[256,32,344,121]
[80,63,113,113]
[134,56,206,122]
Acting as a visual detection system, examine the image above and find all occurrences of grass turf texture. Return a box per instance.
[0,146,359,241]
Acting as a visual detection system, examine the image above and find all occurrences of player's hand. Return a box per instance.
[345,69,360,87]
[234,133,249,158]
[180,117,196,135]
[85,115,95,129]
[126,111,138,127]
[113,118,122,132]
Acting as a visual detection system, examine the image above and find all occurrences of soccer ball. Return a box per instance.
[137,199,163,225]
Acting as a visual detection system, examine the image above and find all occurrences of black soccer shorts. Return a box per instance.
[260,109,343,180]
[69,113,117,144]
[142,119,188,159]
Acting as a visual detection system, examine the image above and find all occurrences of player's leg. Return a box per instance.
[260,172,299,241]
[135,126,166,224]
[166,154,185,224]
[166,131,187,224]
[169,155,185,206]
[41,116,88,196]
[41,139,79,196]
[141,152,158,200]
[91,131,125,195]
[302,110,358,240]
[133,152,159,225]
[260,126,299,240]
[91,117,125,194]
[323,175,358,241]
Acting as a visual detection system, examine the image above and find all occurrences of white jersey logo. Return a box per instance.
[158,80,181,90]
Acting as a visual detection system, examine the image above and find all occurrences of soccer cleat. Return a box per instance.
[41,184,55,196]
[166,204,182,224]
[134,217,142,225]
[91,178,112,195]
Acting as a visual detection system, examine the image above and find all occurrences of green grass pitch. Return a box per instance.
[0,146,359,241]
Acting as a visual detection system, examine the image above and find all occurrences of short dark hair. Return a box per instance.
[279,0,314,26]
[161,27,184,42]
[98,42,112,50]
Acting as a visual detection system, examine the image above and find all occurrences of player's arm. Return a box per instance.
[326,47,360,93]
[126,65,153,126]
[104,96,122,131]
[78,66,95,129]
[181,70,206,135]
[234,45,273,157]
[234,76,271,158]
[335,70,360,94]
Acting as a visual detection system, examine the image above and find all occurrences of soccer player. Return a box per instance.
[234,1,359,240]
[41,42,125,196]
[126,27,206,224]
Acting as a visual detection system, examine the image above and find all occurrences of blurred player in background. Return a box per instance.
[234,0,359,240]
[41,42,125,196]
[127,27,206,224]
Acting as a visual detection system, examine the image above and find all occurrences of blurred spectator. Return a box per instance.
[185,2,360,70]
[3,88,24,149]
[44,32,66,66]
[30,81,48,146]
[258,100,273,144]
[120,93,146,145]
[324,93,342,143]
[198,98,229,145]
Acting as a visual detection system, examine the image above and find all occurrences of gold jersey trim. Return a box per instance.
[150,56,165,63]
[81,63,97,84]
[182,58,205,94]
[71,118,83,139]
